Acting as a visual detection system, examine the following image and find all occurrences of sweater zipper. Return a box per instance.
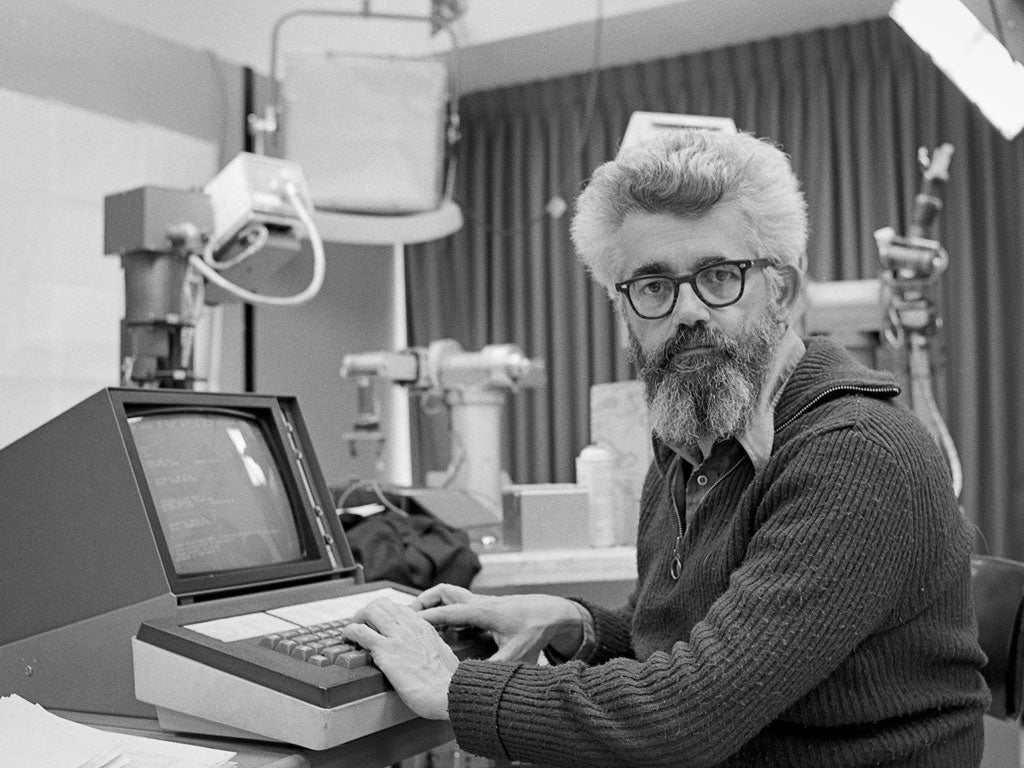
[668,459,685,579]
[667,456,745,580]
[773,384,900,434]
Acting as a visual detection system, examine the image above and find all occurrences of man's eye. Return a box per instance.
[638,279,671,296]
[704,267,740,284]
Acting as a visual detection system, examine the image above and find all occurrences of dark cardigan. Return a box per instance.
[447,338,989,767]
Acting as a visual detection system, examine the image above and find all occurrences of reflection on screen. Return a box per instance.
[129,412,304,575]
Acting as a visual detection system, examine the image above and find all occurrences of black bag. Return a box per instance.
[337,506,481,590]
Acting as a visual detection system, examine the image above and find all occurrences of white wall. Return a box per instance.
[0,87,219,449]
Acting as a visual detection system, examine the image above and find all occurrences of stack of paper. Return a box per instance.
[0,695,235,768]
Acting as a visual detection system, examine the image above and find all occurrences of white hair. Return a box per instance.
[570,130,808,300]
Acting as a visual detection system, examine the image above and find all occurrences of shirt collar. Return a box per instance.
[675,326,806,472]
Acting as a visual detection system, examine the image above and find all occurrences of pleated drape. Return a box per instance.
[407,17,1024,559]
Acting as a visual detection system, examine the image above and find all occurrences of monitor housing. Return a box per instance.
[0,387,359,716]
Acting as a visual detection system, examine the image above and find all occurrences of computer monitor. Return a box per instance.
[133,409,306,574]
[0,387,357,716]
[114,390,348,598]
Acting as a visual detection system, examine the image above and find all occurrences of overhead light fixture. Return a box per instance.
[890,0,1024,140]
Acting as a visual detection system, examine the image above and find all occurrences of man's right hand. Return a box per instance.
[412,584,587,662]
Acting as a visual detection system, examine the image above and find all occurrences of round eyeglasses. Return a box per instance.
[614,258,772,319]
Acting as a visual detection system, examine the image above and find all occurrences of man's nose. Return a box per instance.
[672,282,711,325]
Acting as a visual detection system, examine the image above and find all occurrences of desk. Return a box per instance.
[59,709,455,768]
[473,546,637,604]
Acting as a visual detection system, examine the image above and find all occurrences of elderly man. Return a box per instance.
[342,130,989,767]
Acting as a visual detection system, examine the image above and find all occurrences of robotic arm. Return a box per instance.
[340,340,545,515]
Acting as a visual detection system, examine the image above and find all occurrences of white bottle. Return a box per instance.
[576,444,617,547]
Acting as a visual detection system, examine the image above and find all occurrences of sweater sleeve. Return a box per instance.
[446,421,953,767]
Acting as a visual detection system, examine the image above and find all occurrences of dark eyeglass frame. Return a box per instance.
[614,258,772,319]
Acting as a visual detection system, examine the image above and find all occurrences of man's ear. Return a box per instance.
[775,265,802,314]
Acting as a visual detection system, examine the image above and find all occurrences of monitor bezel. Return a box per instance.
[109,388,346,598]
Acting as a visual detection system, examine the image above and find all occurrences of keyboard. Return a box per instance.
[132,583,497,749]
[258,619,492,671]
[258,618,370,668]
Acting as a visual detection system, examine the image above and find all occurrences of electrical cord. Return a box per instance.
[455,0,606,238]
[987,0,1007,50]
[336,479,409,518]
[188,181,326,306]
[203,221,270,271]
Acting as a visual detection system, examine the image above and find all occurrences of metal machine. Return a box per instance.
[874,143,961,496]
[103,152,325,388]
[806,143,961,496]
[340,340,545,526]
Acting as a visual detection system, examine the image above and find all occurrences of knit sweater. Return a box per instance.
[448,338,989,767]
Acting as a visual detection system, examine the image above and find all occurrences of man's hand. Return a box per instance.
[341,598,458,720]
[412,584,586,662]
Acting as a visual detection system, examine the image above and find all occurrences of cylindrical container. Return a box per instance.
[576,444,617,547]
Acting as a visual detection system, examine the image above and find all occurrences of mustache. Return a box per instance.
[645,324,736,372]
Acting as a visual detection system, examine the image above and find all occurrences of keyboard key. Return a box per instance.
[333,650,371,669]
[275,639,298,655]
[291,644,316,661]
[308,654,331,667]
[322,644,356,663]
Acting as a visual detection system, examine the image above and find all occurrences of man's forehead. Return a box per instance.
[614,207,750,279]
[628,254,731,279]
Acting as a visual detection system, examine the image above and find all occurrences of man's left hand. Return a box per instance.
[341,598,459,720]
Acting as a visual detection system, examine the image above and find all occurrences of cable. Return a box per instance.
[455,0,606,239]
[336,479,409,517]
[987,0,1007,50]
[203,222,270,271]
[188,182,326,306]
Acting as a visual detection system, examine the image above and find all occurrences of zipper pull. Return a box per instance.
[670,536,683,580]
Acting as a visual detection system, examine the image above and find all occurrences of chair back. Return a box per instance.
[971,554,1024,721]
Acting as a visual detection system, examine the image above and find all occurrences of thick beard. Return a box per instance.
[630,308,785,447]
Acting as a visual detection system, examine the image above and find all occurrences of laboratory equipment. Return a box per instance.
[340,340,545,526]
[805,144,961,496]
[250,2,464,214]
[104,152,325,388]
[617,111,737,157]
[0,387,492,755]
[874,143,962,497]
[575,444,617,547]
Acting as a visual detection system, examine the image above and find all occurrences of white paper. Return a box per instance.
[121,732,234,768]
[0,695,124,768]
[0,695,235,768]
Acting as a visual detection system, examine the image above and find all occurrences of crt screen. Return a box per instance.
[128,411,305,575]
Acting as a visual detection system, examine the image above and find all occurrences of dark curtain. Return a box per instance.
[406,17,1024,560]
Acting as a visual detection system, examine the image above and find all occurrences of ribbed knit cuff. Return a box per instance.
[448,659,521,761]
[575,599,633,661]
[542,601,596,664]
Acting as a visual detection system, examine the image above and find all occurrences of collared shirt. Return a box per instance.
[672,326,806,529]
